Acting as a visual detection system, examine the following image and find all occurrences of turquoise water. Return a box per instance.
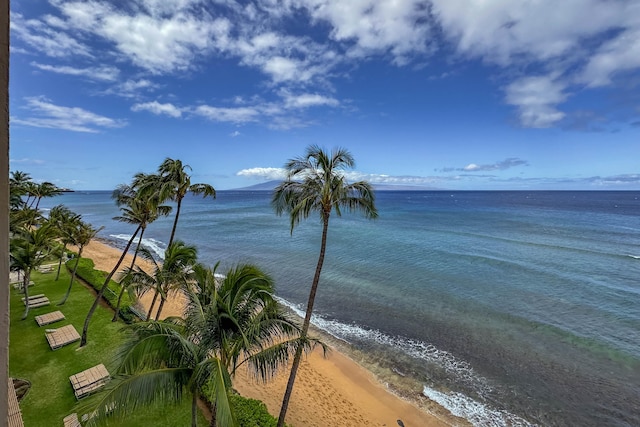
[41,191,640,426]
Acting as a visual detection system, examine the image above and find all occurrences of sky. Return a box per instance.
[9,0,640,191]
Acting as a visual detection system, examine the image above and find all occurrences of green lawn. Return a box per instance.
[9,266,207,426]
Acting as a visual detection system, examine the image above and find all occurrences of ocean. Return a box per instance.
[40,190,640,427]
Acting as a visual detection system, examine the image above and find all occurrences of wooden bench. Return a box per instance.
[63,413,81,427]
[34,311,65,326]
[45,325,80,350]
[69,364,110,399]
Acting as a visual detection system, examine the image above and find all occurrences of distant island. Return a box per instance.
[232,180,439,191]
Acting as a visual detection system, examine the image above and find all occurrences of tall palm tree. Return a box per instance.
[28,181,62,210]
[48,205,81,281]
[58,221,103,305]
[156,158,216,246]
[9,170,32,210]
[111,180,172,322]
[271,145,378,426]
[138,160,214,317]
[80,180,168,347]
[10,224,57,319]
[128,241,197,321]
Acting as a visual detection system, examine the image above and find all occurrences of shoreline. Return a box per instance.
[76,238,459,427]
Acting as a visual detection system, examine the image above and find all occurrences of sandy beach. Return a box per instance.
[76,239,458,427]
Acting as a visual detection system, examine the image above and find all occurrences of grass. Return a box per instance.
[9,265,207,426]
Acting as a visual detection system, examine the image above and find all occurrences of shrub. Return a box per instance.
[65,258,139,323]
[230,394,282,427]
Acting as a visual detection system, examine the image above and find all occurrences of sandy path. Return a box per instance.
[77,239,453,427]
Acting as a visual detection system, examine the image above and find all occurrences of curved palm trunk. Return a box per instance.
[21,270,32,320]
[169,196,182,246]
[55,243,67,281]
[58,246,83,305]
[146,201,182,320]
[155,290,167,320]
[80,225,141,347]
[112,226,145,322]
[277,216,329,427]
[146,290,159,321]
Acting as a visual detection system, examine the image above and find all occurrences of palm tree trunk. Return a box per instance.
[155,293,166,320]
[192,391,198,427]
[55,243,67,281]
[21,270,31,320]
[58,247,83,305]
[169,197,182,246]
[277,216,330,427]
[80,225,140,347]
[112,226,145,322]
[146,290,159,321]
[209,400,217,427]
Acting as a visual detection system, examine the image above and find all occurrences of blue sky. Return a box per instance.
[9,0,640,190]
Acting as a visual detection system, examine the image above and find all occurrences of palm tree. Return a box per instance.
[48,205,81,281]
[126,241,197,321]
[272,145,378,426]
[10,224,57,319]
[80,180,169,346]
[28,181,62,210]
[111,181,172,322]
[185,263,313,379]
[58,221,103,305]
[9,170,32,209]
[156,158,216,246]
[83,262,312,427]
[138,161,214,317]
[80,319,236,427]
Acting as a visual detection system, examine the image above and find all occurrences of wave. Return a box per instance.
[275,297,534,426]
[109,234,167,260]
[422,386,536,427]
[626,254,640,260]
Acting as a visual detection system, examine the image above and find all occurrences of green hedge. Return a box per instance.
[230,394,283,427]
[65,257,139,323]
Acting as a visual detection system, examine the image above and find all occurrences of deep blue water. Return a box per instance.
[41,190,640,426]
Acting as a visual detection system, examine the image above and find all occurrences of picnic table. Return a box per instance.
[69,364,110,399]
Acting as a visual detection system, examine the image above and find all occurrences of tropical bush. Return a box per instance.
[230,395,283,427]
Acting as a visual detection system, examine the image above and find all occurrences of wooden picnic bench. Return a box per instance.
[69,364,110,399]
[34,311,65,326]
[21,294,50,308]
[45,325,80,350]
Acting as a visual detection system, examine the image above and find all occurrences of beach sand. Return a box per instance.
[76,239,457,427]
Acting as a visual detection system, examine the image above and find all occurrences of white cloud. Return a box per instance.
[106,79,158,98]
[132,101,182,118]
[10,158,45,165]
[236,167,287,180]
[430,0,629,66]
[193,105,261,123]
[580,28,640,87]
[49,0,232,74]
[31,62,120,81]
[10,12,93,57]
[460,158,529,172]
[12,96,127,133]
[505,75,568,128]
[230,131,241,137]
[298,0,433,64]
[281,91,339,109]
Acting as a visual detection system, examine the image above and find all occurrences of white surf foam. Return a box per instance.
[275,296,535,426]
[422,386,536,427]
[109,234,167,260]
